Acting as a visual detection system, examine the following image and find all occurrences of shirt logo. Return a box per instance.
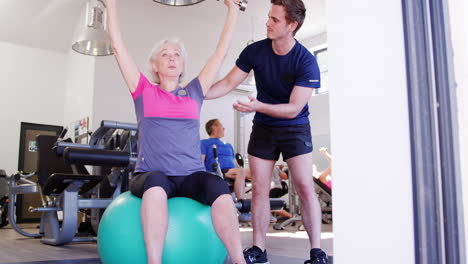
[309,80,319,82]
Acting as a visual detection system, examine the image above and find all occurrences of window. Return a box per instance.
[313,48,328,95]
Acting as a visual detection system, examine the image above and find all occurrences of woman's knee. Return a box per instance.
[142,186,168,200]
[212,193,234,207]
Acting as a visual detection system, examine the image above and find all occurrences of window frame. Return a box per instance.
[311,46,329,95]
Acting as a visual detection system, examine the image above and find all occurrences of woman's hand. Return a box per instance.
[224,0,239,10]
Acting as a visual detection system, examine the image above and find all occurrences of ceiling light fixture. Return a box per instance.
[72,0,113,56]
[152,0,205,6]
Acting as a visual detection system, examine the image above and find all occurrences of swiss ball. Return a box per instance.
[98,192,227,264]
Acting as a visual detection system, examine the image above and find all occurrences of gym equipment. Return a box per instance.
[270,181,288,198]
[98,192,227,264]
[0,196,7,228]
[53,120,137,156]
[273,170,333,230]
[314,178,332,224]
[0,169,7,228]
[236,198,284,213]
[211,144,224,179]
[0,169,7,197]
[235,153,244,168]
[3,120,138,245]
[0,170,8,228]
[215,150,254,224]
[209,148,285,214]
[4,171,42,237]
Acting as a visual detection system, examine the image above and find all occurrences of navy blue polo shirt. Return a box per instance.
[236,38,320,127]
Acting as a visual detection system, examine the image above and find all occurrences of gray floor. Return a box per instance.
[0,222,333,264]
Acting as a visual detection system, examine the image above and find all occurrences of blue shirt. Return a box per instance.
[200,138,236,172]
[236,38,321,127]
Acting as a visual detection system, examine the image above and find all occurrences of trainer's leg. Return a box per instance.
[141,187,168,264]
[212,194,246,264]
[249,155,276,250]
[225,168,246,199]
[286,152,321,248]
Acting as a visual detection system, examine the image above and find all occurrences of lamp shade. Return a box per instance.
[72,28,113,56]
[153,0,205,6]
[72,1,113,56]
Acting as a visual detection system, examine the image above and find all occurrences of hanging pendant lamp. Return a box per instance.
[152,0,205,6]
[72,0,113,56]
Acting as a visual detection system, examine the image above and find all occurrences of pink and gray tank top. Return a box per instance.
[131,73,205,176]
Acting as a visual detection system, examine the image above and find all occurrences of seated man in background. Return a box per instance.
[201,119,251,201]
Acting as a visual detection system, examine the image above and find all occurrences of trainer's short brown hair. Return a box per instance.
[271,0,306,36]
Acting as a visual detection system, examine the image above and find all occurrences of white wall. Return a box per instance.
[93,56,133,130]
[302,32,328,51]
[0,41,67,174]
[448,0,468,256]
[328,0,415,263]
[63,50,95,128]
[63,6,96,129]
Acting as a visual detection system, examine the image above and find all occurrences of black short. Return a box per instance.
[130,171,230,206]
[247,122,313,161]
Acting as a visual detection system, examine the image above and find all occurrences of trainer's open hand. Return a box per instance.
[233,95,258,113]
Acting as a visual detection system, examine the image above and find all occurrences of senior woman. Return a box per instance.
[106,1,247,264]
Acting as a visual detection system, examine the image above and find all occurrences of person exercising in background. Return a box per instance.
[205,0,328,263]
[315,147,332,189]
[201,119,252,200]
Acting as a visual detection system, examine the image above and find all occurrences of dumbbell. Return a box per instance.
[238,0,248,11]
[218,0,248,11]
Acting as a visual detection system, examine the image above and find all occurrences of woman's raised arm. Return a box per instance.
[197,0,239,95]
[106,0,140,93]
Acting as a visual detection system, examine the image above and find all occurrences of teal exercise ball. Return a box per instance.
[98,192,227,264]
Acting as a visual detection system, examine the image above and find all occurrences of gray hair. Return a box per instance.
[146,37,188,84]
